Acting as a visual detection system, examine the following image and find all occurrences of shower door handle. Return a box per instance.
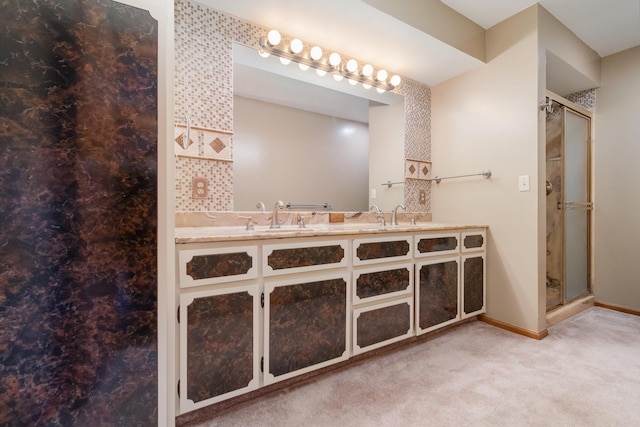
[558,201,593,211]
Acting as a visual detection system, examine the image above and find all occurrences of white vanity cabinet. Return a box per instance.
[262,239,350,385]
[176,243,261,413]
[352,236,414,354]
[414,230,487,334]
[175,225,486,414]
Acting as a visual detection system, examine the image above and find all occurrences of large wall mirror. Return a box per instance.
[232,43,406,212]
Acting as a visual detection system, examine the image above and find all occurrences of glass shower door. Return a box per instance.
[563,109,591,301]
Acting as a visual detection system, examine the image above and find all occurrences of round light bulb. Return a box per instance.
[333,74,344,82]
[329,52,341,67]
[346,59,358,73]
[316,68,327,77]
[279,57,291,65]
[310,46,323,61]
[290,38,303,54]
[390,74,402,87]
[376,69,388,82]
[298,63,309,71]
[363,83,372,90]
[362,64,373,77]
[267,29,281,46]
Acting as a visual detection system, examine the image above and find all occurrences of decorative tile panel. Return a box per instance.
[463,234,484,250]
[267,245,345,271]
[186,252,253,280]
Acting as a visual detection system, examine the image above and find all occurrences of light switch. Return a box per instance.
[518,175,530,192]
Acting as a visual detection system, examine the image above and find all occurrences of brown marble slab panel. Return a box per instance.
[186,252,253,280]
[464,256,484,314]
[186,292,254,403]
[356,240,410,261]
[464,234,484,249]
[417,236,458,253]
[418,261,459,329]
[0,1,158,425]
[269,278,347,377]
[356,267,411,299]
[267,245,344,270]
[356,303,411,348]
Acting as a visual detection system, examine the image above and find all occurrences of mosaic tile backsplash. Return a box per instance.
[174,0,432,212]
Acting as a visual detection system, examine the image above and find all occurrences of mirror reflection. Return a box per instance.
[232,43,405,212]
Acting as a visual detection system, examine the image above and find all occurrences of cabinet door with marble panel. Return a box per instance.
[461,253,486,319]
[264,273,350,385]
[179,285,260,413]
[415,256,461,335]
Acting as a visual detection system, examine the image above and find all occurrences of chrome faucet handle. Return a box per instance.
[298,215,306,229]
[239,215,254,231]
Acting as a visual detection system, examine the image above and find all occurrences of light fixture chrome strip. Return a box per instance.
[257,30,401,93]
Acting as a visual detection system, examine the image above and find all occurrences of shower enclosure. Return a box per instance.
[545,92,593,310]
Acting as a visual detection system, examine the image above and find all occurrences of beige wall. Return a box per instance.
[432,7,543,333]
[593,46,640,311]
[233,96,369,211]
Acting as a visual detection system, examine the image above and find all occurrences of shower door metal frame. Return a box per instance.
[546,90,594,309]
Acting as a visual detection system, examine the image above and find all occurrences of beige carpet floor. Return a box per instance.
[190,307,640,426]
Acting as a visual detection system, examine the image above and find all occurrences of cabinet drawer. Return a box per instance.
[353,297,413,355]
[461,230,486,252]
[353,236,412,266]
[352,263,413,304]
[178,245,258,288]
[415,232,459,258]
[263,240,348,277]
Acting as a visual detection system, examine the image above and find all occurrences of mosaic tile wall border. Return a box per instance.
[174,0,432,212]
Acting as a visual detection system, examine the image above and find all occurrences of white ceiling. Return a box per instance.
[199,0,640,89]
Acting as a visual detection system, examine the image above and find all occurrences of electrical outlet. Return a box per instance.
[419,190,426,205]
[192,177,208,199]
[371,188,377,199]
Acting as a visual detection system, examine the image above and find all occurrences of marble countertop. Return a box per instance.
[175,222,488,243]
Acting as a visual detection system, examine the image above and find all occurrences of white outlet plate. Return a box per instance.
[518,175,530,192]
[371,188,377,199]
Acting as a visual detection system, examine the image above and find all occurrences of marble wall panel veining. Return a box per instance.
[174,0,431,212]
[0,0,158,424]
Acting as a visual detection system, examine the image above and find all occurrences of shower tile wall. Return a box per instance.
[174,0,431,212]
[0,0,158,425]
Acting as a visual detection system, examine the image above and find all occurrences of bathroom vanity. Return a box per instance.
[175,222,486,414]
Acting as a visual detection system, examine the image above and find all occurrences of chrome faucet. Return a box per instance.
[391,203,406,226]
[256,201,266,211]
[270,200,284,229]
[370,205,385,227]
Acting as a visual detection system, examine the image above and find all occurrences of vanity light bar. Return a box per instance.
[258,30,401,92]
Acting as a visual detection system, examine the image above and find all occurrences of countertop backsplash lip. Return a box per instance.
[176,210,432,228]
[175,211,489,243]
